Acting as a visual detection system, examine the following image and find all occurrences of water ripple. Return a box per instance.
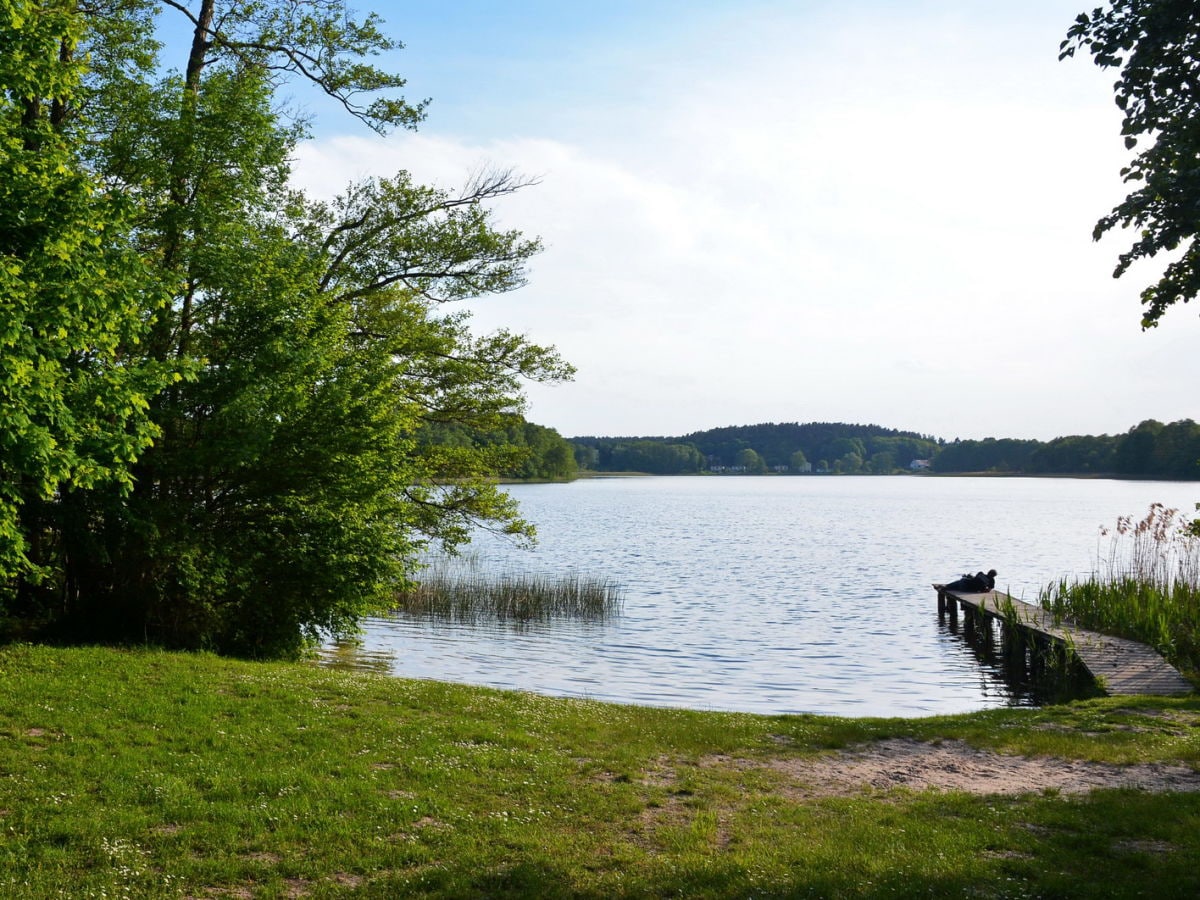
[322,476,1198,716]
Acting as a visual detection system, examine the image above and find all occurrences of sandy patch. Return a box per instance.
[753,739,1200,798]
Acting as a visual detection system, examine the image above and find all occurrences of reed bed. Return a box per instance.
[1039,503,1200,674]
[396,556,623,623]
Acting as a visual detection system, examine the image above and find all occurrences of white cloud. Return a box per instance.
[290,5,1200,441]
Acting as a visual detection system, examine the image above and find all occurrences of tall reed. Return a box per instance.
[396,555,623,623]
[1038,503,1200,674]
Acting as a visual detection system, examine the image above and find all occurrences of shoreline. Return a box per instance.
[4,644,1198,897]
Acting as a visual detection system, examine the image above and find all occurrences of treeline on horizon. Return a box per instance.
[561,419,1200,480]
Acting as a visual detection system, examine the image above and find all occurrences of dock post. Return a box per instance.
[997,622,1023,680]
[1030,634,1053,680]
[935,583,1193,697]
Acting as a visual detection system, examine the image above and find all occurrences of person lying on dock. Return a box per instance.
[944,569,997,593]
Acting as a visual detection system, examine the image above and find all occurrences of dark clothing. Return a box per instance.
[945,570,995,593]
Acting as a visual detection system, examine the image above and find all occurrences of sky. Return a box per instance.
[284,1,1200,442]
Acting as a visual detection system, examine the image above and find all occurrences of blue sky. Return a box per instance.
[283,1,1200,441]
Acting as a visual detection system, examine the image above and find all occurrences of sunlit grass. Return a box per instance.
[2,645,1200,898]
[1039,503,1200,675]
[395,555,623,623]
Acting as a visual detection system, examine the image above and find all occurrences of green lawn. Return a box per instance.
[1,644,1198,898]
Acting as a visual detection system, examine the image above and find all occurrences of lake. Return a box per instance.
[321,476,1199,717]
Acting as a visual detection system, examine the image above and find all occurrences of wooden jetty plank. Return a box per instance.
[933,585,1193,697]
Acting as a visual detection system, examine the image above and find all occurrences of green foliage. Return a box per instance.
[573,442,600,471]
[933,420,1200,478]
[821,436,865,466]
[503,421,578,480]
[2,1,571,656]
[421,417,578,481]
[735,447,767,473]
[598,439,705,474]
[1061,1,1200,327]
[866,450,895,474]
[200,0,429,133]
[932,437,1042,474]
[864,436,925,467]
[576,419,1198,479]
[832,450,863,473]
[0,0,172,583]
[687,421,937,470]
[575,422,940,475]
[1113,419,1200,478]
[1030,433,1118,474]
[1040,503,1200,674]
[788,449,809,471]
[396,555,620,622]
[5,645,1200,898]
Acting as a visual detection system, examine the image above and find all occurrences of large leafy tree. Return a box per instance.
[0,0,170,588]
[8,1,572,655]
[1061,1,1200,327]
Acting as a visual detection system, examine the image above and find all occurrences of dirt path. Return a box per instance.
[756,738,1200,797]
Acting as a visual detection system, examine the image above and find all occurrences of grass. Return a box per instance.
[394,556,622,623]
[2,644,1200,898]
[1039,503,1200,675]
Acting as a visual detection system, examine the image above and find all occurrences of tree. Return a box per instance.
[868,435,939,469]
[932,438,1041,474]
[1112,418,1200,477]
[1061,1,1200,327]
[8,1,572,656]
[867,451,895,474]
[606,440,702,474]
[573,443,599,472]
[0,0,170,586]
[735,447,767,474]
[832,452,863,474]
[459,418,579,480]
[1028,434,1118,474]
[535,434,578,480]
[822,437,866,467]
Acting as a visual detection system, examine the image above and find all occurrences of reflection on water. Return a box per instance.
[392,555,623,624]
[939,606,1104,706]
[317,476,1199,717]
[318,638,396,674]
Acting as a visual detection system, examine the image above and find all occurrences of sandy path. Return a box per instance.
[758,738,1200,797]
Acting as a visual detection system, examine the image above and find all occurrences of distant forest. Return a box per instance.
[471,417,1200,481]
[567,419,1200,480]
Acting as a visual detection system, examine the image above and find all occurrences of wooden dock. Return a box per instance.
[934,585,1193,697]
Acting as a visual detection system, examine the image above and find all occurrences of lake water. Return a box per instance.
[321,476,1200,717]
